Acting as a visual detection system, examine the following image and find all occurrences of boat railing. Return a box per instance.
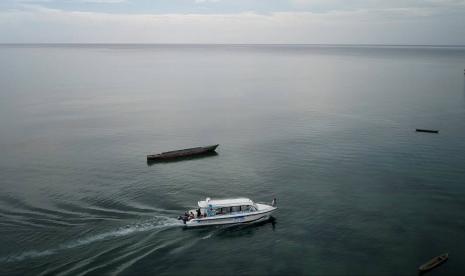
[256,202,273,206]
[256,198,277,207]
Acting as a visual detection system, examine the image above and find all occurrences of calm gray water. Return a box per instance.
[0,44,464,275]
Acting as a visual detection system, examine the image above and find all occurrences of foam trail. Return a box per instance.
[0,216,182,263]
[201,233,214,240]
[1,250,56,263]
[60,217,181,250]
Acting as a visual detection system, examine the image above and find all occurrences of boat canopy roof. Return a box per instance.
[198,197,254,208]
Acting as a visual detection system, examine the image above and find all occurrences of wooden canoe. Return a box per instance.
[416,129,439,133]
[418,253,448,272]
[147,144,219,161]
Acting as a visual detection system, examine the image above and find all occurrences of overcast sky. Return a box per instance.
[1,0,465,44]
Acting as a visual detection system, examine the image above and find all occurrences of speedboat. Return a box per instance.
[178,197,277,227]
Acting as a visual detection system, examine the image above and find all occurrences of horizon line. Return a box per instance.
[1,43,465,48]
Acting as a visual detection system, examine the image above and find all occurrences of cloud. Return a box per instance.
[194,0,221,3]
[0,4,464,44]
[291,0,465,7]
[81,0,127,3]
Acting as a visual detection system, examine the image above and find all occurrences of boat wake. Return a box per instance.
[1,216,183,263]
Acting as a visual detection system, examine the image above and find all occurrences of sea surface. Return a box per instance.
[0,44,464,275]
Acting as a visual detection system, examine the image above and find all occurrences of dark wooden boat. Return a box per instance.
[416,129,439,133]
[147,144,219,161]
[418,253,448,273]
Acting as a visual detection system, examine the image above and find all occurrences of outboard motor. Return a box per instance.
[178,214,188,224]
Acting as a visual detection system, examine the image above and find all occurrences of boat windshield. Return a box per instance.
[206,205,256,216]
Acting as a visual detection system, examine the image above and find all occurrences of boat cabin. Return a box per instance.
[197,197,257,217]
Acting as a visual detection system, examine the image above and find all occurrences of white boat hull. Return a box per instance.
[185,205,276,228]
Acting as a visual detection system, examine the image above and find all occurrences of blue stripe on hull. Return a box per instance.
[185,214,271,228]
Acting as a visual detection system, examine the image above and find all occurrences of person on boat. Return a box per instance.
[189,212,195,220]
[207,204,214,217]
[196,208,201,218]
[180,212,189,224]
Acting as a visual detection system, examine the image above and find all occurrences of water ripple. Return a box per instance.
[0,216,183,263]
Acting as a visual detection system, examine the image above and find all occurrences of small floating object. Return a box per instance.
[418,253,448,273]
[416,129,439,133]
[147,144,219,161]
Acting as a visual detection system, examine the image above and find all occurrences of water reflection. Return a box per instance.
[214,216,277,238]
[146,152,219,166]
[184,216,277,239]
